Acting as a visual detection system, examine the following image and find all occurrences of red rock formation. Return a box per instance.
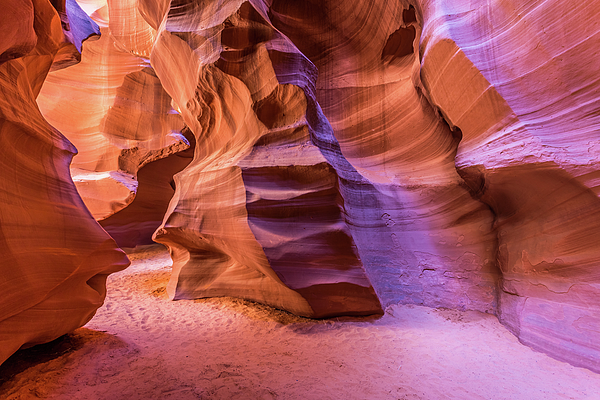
[36,0,193,247]
[149,1,382,317]
[37,27,188,222]
[99,131,194,248]
[0,0,128,365]
[269,0,500,316]
[1,0,599,374]
[419,0,600,372]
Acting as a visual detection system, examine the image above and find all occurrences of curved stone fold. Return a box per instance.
[1,0,599,374]
[0,0,128,366]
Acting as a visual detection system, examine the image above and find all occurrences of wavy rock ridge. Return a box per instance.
[0,0,128,365]
[148,1,382,317]
[0,0,599,373]
[419,0,600,372]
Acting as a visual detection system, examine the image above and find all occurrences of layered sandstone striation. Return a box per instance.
[0,0,599,374]
[418,0,600,372]
[148,1,382,317]
[269,0,499,314]
[37,26,188,221]
[0,0,128,366]
[36,0,193,247]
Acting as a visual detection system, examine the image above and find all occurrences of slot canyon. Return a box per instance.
[1,0,600,398]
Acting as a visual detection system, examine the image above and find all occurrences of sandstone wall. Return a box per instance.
[1,0,599,373]
[0,0,128,365]
[419,0,600,372]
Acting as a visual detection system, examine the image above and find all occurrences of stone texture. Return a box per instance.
[148,1,382,317]
[0,0,128,366]
[37,24,189,222]
[99,130,194,248]
[419,0,600,373]
[1,0,599,374]
[269,0,498,314]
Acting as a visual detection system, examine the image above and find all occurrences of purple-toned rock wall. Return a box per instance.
[1,0,599,373]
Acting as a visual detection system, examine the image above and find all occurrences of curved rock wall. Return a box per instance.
[37,24,188,222]
[419,0,600,372]
[269,0,499,314]
[148,1,382,317]
[1,0,599,373]
[36,0,193,247]
[0,0,128,365]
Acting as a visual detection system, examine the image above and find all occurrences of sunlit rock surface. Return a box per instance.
[1,0,599,373]
[0,0,128,366]
[419,0,600,372]
[269,0,498,315]
[37,24,188,222]
[148,1,382,318]
[36,0,193,247]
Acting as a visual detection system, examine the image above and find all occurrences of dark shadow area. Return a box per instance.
[381,25,416,62]
[403,5,417,24]
[0,328,109,390]
[101,129,195,248]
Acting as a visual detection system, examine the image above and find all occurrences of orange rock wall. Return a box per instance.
[269,0,498,313]
[0,0,128,365]
[1,0,599,373]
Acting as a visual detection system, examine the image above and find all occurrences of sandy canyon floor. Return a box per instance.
[1,244,599,399]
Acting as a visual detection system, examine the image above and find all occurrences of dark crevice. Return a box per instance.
[456,165,487,200]
[403,5,417,24]
[381,26,416,62]
[455,164,503,315]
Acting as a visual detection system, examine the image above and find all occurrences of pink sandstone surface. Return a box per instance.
[0,0,599,374]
